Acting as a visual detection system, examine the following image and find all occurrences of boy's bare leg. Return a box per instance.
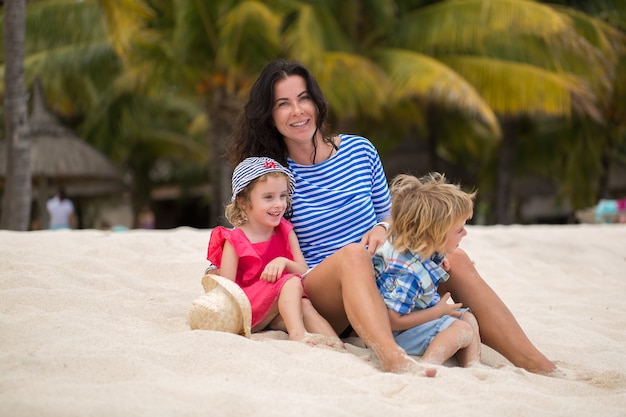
[455,313,481,367]
[422,320,472,365]
[440,248,556,375]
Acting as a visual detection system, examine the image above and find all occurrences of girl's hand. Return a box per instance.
[260,258,288,282]
[433,292,463,318]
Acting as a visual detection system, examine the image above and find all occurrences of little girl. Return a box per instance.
[373,172,481,367]
[207,156,343,348]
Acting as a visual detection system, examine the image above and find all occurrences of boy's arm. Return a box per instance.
[387,293,463,331]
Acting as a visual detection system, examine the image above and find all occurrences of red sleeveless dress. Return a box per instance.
[207,218,301,329]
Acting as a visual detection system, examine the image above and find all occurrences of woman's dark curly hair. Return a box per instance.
[226,60,332,167]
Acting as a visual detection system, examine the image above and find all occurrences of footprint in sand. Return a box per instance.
[552,361,626,390]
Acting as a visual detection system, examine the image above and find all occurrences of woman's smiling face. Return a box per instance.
[271,75,318,144]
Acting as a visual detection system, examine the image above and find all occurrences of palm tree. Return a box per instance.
[254,0,622,223]
[1,0,208,225]
[385,0,624,223]
[10,0,623,228]
[553,1,626,205]
[1,0,31,230]
[161,0,285,226]
[174,0,626,224]
[93,0,380,225]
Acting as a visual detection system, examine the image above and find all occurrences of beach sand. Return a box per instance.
[1,225,625,416]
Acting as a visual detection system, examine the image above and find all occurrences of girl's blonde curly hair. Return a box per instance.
[388,172,476,259]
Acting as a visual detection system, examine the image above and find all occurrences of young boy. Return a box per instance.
[373,172,481,367]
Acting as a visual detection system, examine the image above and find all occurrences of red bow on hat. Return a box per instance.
[264,161,277,169]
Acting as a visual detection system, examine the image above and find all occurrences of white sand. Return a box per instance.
[1,225,625,417]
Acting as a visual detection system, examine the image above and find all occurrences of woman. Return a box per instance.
[225,59,556,375]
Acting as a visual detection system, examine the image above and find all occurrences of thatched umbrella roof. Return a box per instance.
[0,79,126,228]
[5,126,122,185]
[0,79,123,190]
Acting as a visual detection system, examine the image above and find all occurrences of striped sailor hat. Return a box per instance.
[231,157,295,201]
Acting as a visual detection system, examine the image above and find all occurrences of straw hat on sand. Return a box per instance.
[188,274,252,338]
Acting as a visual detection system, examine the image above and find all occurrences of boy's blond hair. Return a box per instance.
[388,172,476,259]
[225,172,292,227]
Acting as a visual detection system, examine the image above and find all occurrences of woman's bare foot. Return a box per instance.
[524,356,557,376]
[382,349,437,377]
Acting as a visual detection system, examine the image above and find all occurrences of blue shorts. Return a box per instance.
[393,308,470,356]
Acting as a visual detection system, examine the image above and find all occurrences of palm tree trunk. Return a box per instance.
[596,133,613,200]
[1,0,32,231]
[207,86,240,228]
[426,104,442,173]
[495,118,519,225]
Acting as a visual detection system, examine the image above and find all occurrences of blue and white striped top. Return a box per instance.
[287,134,391,267]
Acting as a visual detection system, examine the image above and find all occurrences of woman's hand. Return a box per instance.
[441,258,451,272]
[360,223,388,255]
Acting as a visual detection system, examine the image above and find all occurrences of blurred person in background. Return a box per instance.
[46,187,75,230]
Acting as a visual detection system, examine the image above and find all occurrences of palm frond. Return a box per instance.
[79,86,203,163]
[328,0,397,49]
[15,42,120,116]
[216,1,281,74]
[20,0,106,57]
[441,54,602,121]
[375,48,501,136]
[99,0,154,64]
[313,52,392,119]
[23,41,119,81]
[551,0,626,32]
[281,2,335,65]
[394,0,609,72]
[555,5,626,98]
[395,0,574,50]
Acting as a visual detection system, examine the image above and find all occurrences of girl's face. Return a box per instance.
[444,219,468,254]
[271,75,318,145]
[245,174,290,229]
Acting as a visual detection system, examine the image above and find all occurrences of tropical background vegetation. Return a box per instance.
[1,0,625,230]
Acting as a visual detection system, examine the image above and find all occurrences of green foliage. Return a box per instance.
[3,0,625,225]
[0,0,209,216]
[375,48,500,135]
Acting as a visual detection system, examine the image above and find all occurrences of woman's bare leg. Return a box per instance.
[301,298,340,338]
[300,299,345,349]
[303,244,435,376]
[440,248,555,375]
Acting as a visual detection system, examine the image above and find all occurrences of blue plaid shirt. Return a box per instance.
[373,240,449,315]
